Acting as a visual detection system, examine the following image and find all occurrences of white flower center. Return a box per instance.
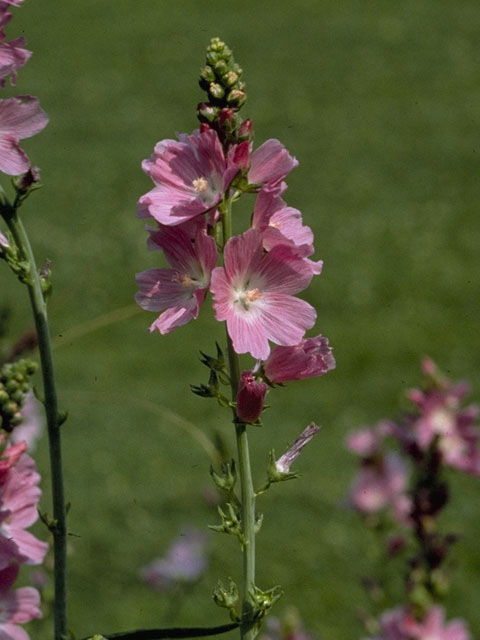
[235,287,262,311]
[192,177,208,194]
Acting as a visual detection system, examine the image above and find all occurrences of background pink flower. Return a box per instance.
[140,528,209,590]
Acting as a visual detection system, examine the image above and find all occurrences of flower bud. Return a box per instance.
[236,371,267,423]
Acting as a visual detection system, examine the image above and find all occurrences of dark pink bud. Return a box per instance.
[199,122,211,133]
[236,371,267,423]
[231,140,250,170]
[219,107,235,126]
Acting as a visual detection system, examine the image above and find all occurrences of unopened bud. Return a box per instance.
[236,371,267,424]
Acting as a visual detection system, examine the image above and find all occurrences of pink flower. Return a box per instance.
[275,423,321,473]
[135,225,218,334]
[0,32,31,87]
[0,564,41,640]
[137,129,238,226]
[252,190,322,274]
[263,335,335,384]
[140,528,208,590]
[236,371,267,423]
[0,96,49,175]
[0,439,27,485]
[0,230,8,248]
[406,364,480,475]
[369,606,471,640]
[349,452,412,525]
[210,229,317,360]
[405,606,471,640]
[10,392,44,452]
[0,452,48,568]
[248,139,298,192]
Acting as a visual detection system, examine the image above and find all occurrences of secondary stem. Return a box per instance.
[2,205,67,640]
[221,197,257,640]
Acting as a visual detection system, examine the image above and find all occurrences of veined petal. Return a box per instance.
[260,294,316,345]
[0,96,48,138]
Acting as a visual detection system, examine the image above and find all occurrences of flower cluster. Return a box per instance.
[347,360,478,638]
[0,0,48,176]
[368,605,470,640]
[136,39,335,426]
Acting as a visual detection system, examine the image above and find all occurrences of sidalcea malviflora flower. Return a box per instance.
[0,95,48,175]
[252,190,323,274]
[137,129,239,226]
[135,225,218,334]
[210,229,317,360]
[0,4,31,88]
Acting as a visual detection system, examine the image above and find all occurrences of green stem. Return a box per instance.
[221,199,256,640]
[2,205,67,640]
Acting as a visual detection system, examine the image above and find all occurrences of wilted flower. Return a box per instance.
[263,335,335,384]
[275,423,321,474]
[140,528,208,590]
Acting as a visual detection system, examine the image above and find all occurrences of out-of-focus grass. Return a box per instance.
[1,0,480,638]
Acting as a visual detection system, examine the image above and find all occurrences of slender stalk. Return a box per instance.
[221,198,257,640]
[2,205,67,640]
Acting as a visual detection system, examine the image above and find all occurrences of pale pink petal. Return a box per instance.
[0,37,30,87]
[260,295,316,345]
[6,528,48,565]
[0,134,29,174]
[0,623,31,640]
[149,296,201,335]
[226,313,270,361]
[1,586,41,623]
[0,96,48,138]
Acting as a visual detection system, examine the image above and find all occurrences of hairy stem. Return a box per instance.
[2,205,67,640]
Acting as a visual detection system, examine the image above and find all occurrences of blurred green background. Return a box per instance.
[1,0,480,638]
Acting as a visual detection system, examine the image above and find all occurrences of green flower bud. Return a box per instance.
[209,83,225,100]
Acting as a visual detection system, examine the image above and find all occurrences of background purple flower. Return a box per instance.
[140,528,209,590]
